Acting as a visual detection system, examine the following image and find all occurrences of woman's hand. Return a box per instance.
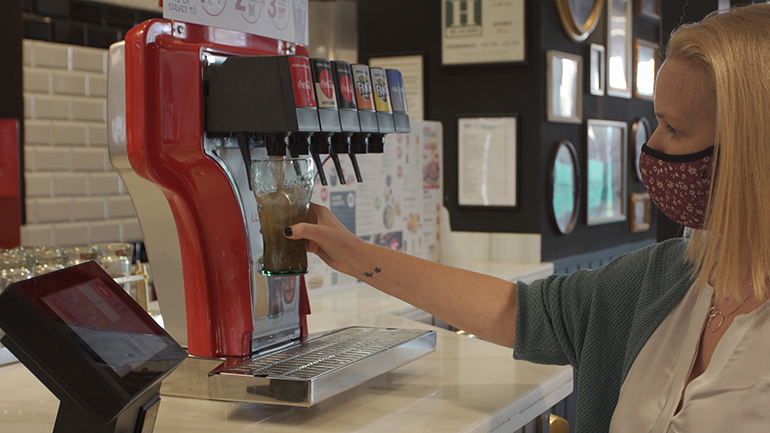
[285,203,364,275]
[285,202,518,348]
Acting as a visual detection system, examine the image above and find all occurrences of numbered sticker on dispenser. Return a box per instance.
[288,56,317,108]
[369,67,392,113]
[311,59,338,109]
[351,64,375,111]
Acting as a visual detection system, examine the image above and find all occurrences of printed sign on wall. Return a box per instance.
[305,121,443,296]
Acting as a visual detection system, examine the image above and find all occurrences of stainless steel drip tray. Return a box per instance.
[208,326,436,407]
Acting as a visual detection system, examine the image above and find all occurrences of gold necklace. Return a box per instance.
[707,287,753,332]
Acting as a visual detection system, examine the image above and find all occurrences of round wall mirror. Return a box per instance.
[632,117,651,181]
[549,140,581,235]
[554,0,604,42]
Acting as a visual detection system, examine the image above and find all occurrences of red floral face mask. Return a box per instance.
[639,144,716,229]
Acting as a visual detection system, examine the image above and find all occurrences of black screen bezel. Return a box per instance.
[0,261,187,424]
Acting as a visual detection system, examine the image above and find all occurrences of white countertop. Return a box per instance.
[0,262,571,433]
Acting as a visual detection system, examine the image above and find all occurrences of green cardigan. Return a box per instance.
[514,238,695,433]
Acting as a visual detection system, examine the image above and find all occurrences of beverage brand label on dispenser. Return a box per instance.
[369,67,392,113]
[386,69,408,113]
[311,60,338,109]
[332,61,357,110]
[351,64,375,111]
[288,56,317,108]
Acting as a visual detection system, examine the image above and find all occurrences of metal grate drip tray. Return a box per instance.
[208,326,436,406]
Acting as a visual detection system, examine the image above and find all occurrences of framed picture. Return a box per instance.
[554,0,604,42]
[441,0,526,65]
[458,115,518,208]
[549,140,581,235]
[589,43,606,96]
[547,50,583,124]
[635,0,660,20]
[631,117,651,181]
[586,119,627,225]
[633,39,660,100]
[606,0,633,99]
[629,192,651,232]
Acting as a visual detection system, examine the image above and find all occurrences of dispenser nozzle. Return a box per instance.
[326,133,346,185]
[265,133,290,156]
[308,139,328,186]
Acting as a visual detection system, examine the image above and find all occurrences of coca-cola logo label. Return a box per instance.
[288,57,316,108]
[339,74,354,103]
[319,69,334,99]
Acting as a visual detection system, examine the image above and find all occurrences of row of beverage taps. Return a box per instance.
[203,54,410,187]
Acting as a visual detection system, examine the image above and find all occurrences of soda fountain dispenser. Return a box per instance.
[108,18,431,407]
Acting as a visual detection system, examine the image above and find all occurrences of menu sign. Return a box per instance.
[305,121,443,296]
[164,0,309,46]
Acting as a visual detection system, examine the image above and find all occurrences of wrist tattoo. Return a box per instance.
[363,267,382,278]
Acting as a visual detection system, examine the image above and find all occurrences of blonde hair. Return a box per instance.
[667,4,770,300]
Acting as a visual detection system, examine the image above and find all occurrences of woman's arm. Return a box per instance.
[286,203,518,347]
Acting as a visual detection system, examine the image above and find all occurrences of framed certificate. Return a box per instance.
[458,115,518,207]
[441,0,526,65]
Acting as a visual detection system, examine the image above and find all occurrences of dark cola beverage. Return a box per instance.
[251,157,315,276]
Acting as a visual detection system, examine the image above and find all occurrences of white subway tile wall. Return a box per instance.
[22,39,139,248]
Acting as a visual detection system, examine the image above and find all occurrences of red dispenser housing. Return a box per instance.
[123,20,308,358]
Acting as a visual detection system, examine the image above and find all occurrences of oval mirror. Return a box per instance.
[549,140,581,235]
[555,0,604,42]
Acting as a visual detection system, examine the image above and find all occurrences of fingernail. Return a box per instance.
[284,227,293,237]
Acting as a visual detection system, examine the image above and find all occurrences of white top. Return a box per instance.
[610,284,770,433]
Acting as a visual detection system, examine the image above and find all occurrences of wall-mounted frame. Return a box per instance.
[606,0,633,99]
[633,39,660,100]
[549,140,581,235]
[589,43,605,96]
[457,115,518,208]
[441,0,526,65]
[586,119,627,225]
[635,0,660,20]
[629,192,651,232]
[547,50,583,124]
[631,117,651,181]
[554,0,604,42]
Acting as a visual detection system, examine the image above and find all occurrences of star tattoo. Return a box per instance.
[363,272,374,278]
[374,267,382,273]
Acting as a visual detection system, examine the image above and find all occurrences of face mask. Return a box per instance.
[639,144,715,229]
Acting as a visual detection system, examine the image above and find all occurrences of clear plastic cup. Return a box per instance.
[66,245,102,266]
[94,242,135,292]
[250,157,315,276]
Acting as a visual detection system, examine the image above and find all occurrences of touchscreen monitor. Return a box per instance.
[0,261,187,424]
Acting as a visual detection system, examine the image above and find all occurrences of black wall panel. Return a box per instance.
[358,0,663,262]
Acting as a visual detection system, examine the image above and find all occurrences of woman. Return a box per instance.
[285,4,770,432]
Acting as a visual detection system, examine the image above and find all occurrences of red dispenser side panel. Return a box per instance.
[0,119,21,249]
[123,19,308,358]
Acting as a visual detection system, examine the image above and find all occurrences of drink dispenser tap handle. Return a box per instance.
[328,142,346,185]
[348,151,363,183]
[235,131,254,190]
[308,142,328,186]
